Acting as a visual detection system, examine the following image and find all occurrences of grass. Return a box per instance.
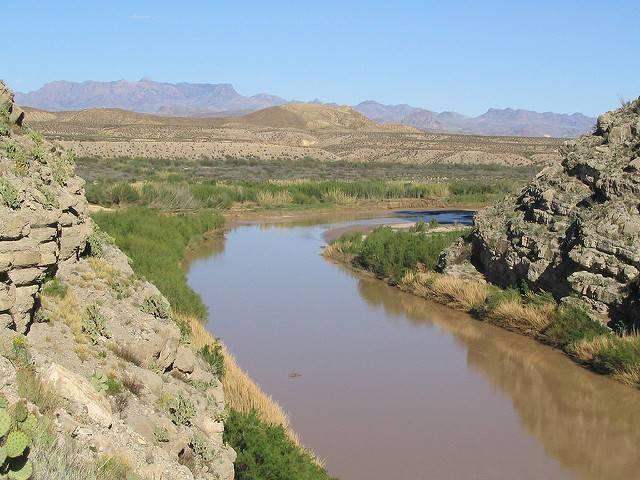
[224,410,334,480]
[399,270,489,311]
[92,207,224,319]
[85,178,519,211]
[77,155,542,185]
[331,226,470,281]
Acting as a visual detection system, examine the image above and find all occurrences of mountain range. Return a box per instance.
[15,79,596,137]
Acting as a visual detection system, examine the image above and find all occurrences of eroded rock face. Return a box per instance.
[0,80,89,332]
[448,99,640,324]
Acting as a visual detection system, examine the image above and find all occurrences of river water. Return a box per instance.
[186,211,640,480]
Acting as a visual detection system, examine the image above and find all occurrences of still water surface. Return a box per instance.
[186,212,640,480]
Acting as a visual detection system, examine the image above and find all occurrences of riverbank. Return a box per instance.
[324,228,640,389]
[93,206,334,480]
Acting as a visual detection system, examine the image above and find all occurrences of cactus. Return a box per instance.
[4,432,28,459]
[0,399,33,479]
[91,372,109,393]
[166,395,196,426]
[141,294,171,320]
[190,431,214,462]
[0,411,10,438]
[13,403,27,424]
[83,305,109,344]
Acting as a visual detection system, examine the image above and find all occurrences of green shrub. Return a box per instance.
[83,305,109,344]
[199,343,225,377]
[42,277,68,298]
[224,410,334,480]
[85,227,113,258]
[353,226,468,280]
[593,336,640,374]
[165,395,196,426]
[141,294,171,319]
[0,177,19,209]
[93,207,224,319]
[543,303,610,348]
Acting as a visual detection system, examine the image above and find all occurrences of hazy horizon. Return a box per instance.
[3,0,639,117]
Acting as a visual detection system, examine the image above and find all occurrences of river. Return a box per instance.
[186,211,640,480]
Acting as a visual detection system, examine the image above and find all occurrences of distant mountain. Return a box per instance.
[16,80,596,137]
[354,101,595,137]
[15,79,288,116]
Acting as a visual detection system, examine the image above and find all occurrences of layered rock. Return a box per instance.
[1,82,235,479]
[442,99,640,324]
[1,80,89,332]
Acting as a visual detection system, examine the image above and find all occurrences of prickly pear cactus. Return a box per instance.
[91,372,109,393]
[0,401,33,480]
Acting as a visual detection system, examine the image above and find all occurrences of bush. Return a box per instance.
[93,207,223,319]
[85,227,113,258]
[42,277,68,298]
[0,177,19,209]
[543,303,610,348]
[141,294,171,319]
[224,410,334,480]
[199,343,225,377]
[593,336,640,374]
[353,227,468,280]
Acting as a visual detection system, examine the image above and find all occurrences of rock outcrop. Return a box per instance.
[441,99,640,325]
[1,81,235,479]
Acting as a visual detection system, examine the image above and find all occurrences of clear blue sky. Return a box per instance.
[3,0,639,116]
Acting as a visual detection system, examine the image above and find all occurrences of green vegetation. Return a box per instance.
[85,178,517,211]
[224,410,335,480]
[77,155,541,184]
[164,395,196,427]
[141,294,171,319]
[543,302,610,348]
[198,342,225,378]
[92,207,224,319]
[0,177,19,209]
[333,226,469,280]
[83,305,109,345]
[593,336,640,374]
[0,397,34,480]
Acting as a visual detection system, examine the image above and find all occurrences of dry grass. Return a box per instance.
[569,335,615,363]
[399,270,488,311]
[88,258,124,285]
[487,299,554,335]
[42,289,85,342]
[256,190,294,207]
[16,367,61,415]
[321,243,354,263]
[107,342,142,367]
[321,188,358,205]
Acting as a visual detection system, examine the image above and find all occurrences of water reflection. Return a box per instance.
[356,274,640,480]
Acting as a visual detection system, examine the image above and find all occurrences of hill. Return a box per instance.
[22,103,564,167]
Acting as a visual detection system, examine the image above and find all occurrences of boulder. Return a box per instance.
[42,363,113,428]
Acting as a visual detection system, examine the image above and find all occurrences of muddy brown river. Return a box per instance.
[186,212,640,480]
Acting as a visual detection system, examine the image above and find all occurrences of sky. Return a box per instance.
[2,0,639,116]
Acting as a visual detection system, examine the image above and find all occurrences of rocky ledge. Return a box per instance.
[441,99,640,325]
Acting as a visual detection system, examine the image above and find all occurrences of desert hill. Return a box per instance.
[22,103,564,166]
[17,79,595,137]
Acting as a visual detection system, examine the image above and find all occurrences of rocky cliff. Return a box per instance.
[442,98,640,325]
[1,81,235,479]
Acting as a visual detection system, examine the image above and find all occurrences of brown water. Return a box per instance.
[186,213,640,480]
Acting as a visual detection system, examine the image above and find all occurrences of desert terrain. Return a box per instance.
[24,103,564,166]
